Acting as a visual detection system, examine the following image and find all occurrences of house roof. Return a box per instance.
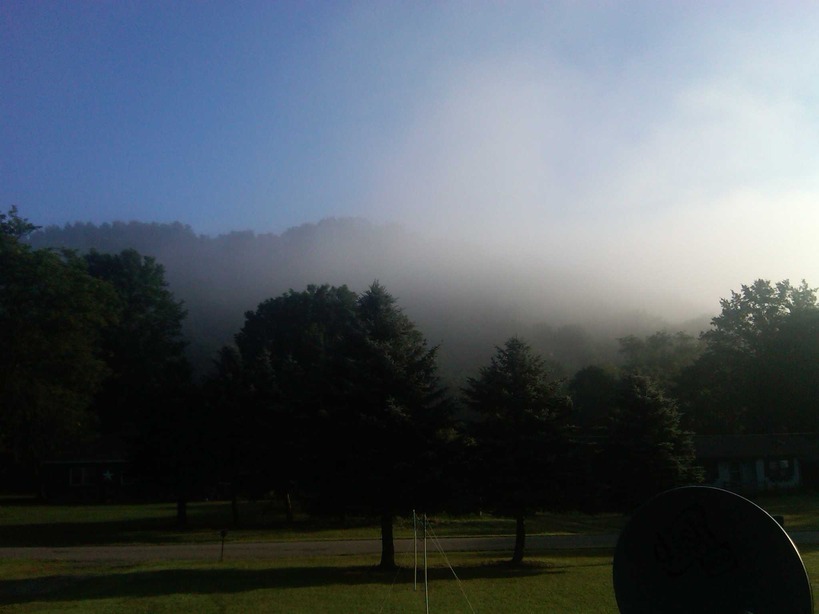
[695,433,819,461]
[41,434,131,463]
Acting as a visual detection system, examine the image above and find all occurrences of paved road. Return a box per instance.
[1,532,817,562]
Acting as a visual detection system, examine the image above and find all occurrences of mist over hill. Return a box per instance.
[30,218,712,383]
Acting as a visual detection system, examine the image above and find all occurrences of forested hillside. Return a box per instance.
[29,218,708,382]
[8,208,819,525]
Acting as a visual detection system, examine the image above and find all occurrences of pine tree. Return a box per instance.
[603,374,701,511]
[462,337,571,565]
[343,282,453,570]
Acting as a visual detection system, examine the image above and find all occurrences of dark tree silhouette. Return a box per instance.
[83,249,192,524]
[0,208,117,471]
[84,249,189,437]
[228,284,359,523]
[462,337,571,565]
[602,375,701,511]
[680,279,819,434]
[342,282,454,570]
[220,282,453,569]
[568,365,618,431]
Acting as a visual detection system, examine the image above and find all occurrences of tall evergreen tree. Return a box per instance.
[462,337,571,565]
[602,375,701,511]
[568,365,618,432]
[342,282,453,570]
[219,282,453,568]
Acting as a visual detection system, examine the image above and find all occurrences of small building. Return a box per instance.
[38,435,139,503]
[695,433,819,494]
[39,458,134,503]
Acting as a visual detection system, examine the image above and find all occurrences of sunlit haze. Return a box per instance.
[4,2,819,320]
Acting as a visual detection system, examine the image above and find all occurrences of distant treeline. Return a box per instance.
[20,212,819,439]
[4,207,819,567]
[28,217,709,382]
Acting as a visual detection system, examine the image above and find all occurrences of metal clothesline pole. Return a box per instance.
[424,513,429,614]
[413,509,418,591]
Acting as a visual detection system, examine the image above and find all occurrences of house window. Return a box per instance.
[69,467,93,486]
[766,458,794,482]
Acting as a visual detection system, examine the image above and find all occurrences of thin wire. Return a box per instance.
[376,563,405,614]
[426,523,477,614]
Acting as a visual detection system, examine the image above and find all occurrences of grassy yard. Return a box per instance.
[1,547,817,613]
[0,493,816,612]
[750,491,819,532]
[1,491,817,548]
[0,550,620,613]
[0,496,628,547]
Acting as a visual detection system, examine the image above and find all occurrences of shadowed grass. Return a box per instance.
[0,550,620,613]
[1,492,816,548]
[0,496,626,547]
[1,548,816,613]
[750,492,819,531]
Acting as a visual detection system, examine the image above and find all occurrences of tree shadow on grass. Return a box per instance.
[0,518,187,547]
[0,561,568,606]
[0,500,383,547]
[0,516,380,548]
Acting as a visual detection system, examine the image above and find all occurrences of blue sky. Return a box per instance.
[3,1,819,313]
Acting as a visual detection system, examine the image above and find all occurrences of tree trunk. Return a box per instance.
[379,512,397,570]
[283,491,294,524]
[511,513,525,565]
[176,498,188,528]
[230,485,239,527]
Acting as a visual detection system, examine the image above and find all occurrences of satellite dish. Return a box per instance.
[613,486,813,614]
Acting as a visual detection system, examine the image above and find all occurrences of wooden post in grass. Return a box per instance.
[219,529,228,562]
[512,513,525,565]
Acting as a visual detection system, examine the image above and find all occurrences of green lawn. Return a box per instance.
[0,492,816,547]
[0,496,627,547]
[750,491,819,532]
[0,550,619,613]
[0,493,817,612]
[1,547,817,613]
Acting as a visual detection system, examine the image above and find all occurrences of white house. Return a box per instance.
[695,433,819,493]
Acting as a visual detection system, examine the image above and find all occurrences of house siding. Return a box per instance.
[39,460,134,503]
[696,433,818,494]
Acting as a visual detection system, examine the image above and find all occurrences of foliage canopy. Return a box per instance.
[462,336,571,563]
[602,374,701,511]
[0,209,117,465]
[681,279,819,434]
[215,282,453,569]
